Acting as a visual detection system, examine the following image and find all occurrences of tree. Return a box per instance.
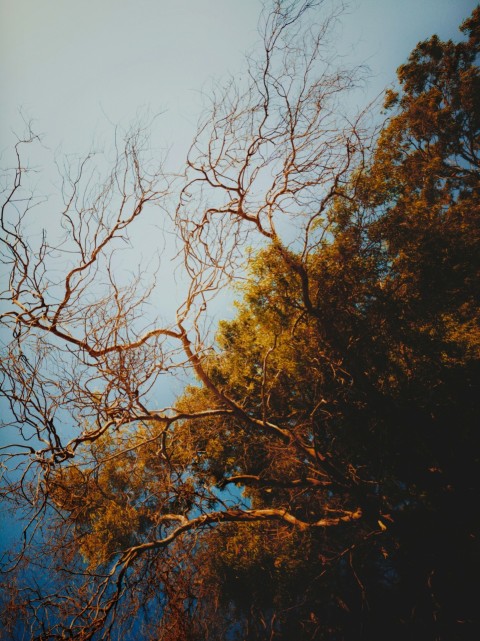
[0,2,478,640]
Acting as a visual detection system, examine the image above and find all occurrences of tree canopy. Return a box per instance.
[0,3,479,640]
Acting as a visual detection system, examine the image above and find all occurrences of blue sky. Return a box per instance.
[0,0,476,162]
[0,0,475,313]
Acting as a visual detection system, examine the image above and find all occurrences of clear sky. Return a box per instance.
[0,0,477,162]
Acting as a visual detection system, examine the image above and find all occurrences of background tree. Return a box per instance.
[0,3,478,640]
[185,9,480,639]
[159,8,480,638]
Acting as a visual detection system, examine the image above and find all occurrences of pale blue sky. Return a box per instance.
[0,0,477,161]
